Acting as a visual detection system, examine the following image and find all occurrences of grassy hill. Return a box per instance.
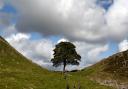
[0,36,115,89]
[82,50,128,89]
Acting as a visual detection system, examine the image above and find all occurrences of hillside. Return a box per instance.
[81,50,128,89]
[0,36,114,89]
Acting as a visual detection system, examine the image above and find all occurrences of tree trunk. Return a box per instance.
[63,60,66,73]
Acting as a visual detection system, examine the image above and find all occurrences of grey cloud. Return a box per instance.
[0,0,4,9]
[10,0,112,44]
[9,0,128,43]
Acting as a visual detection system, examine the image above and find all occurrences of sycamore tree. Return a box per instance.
[51,42,81,72]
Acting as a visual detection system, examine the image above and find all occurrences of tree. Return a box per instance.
[51,42,81,72]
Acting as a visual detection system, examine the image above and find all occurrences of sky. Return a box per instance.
[0,0,128,71]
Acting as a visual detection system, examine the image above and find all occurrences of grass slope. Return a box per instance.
[84,50,128,88]
[0,36,114,89]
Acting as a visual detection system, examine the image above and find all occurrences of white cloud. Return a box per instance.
[119,39,128,52]
[5,35,109,71]
[74,42,109,67]
[87,44,108,62]
[9,0,109,43]
[2,24,17,37]
[106,0,128,42]
[9,0,128,43]
[57,38,69,43]
[6,33,30,42]
[6,33,54,69]
[2,0,128,71]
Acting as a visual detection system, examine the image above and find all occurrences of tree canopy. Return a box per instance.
[51,42,81,72]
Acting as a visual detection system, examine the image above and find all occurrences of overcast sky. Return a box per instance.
[0,0,128,71]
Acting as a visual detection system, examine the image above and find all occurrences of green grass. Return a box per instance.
[0,37,114,89]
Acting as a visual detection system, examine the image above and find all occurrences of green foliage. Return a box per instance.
[51,42,81,67]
